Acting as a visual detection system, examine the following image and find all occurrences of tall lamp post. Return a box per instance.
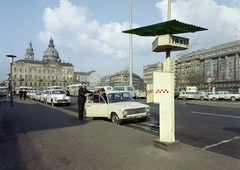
[6,55,16,107]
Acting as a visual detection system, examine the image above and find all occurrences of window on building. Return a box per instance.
[52,70,54,73]
[34,82,36,86]
[39,76,41,79]
[20,68,22,73]
[20,82,22,86]
[25,82,27,86]
[56,70,58,74]
[35,69,36,73]
[35,76,36,79]
[43,83,45,86]
[30,68,32,72]
[14,67,16,72]
[52,83,54,86]
[30,82,32,86]
[20,75,22,79]
[39,83,41,86]
[30,75,32,79]
[56,83,58,86]
[25,75,27,79]
[48,83,50,86]
[25,68,27,72]
[60,83,61,86]
[48,70,50,73]
[44,76,45,80]
[43,69,45,73]
[14,75,16,79]
[39,69,41,73]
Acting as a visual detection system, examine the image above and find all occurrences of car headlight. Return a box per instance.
[145,107,150,112]
[54,97,57,101]
[123,110,128,116]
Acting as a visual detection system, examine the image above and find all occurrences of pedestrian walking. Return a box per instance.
[77,82,92,120]
[19,89,23,100]
[23,90,27,100]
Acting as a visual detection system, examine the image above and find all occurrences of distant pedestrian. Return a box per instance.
[13,90,16,96]
[66,87,70,96]
[78,82,92,120]
[19,89,23,100]
[23,90,27,100]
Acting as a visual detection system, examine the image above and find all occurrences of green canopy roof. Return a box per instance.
[122,19,208,36]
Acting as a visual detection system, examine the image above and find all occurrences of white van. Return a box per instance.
[113,86,135,98]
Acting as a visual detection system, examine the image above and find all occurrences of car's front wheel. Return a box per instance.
[231,97,236,101]
[200,96,204,101]
[111,113,122,125]
[138,117,147,122]
[213,97,217,101]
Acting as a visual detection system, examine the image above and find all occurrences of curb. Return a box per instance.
[186,102,240,110]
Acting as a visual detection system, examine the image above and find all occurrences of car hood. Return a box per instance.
[110,101,149,109]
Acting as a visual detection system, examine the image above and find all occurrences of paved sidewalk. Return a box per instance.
[1,98,240,170]
[186,100,240,110]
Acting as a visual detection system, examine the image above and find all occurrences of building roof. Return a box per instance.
[14,59,73,67]
[122,19,208,36]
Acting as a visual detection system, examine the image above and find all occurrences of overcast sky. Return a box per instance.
[1,0,240,83]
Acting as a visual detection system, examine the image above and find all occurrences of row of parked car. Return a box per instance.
[27,89,71,106]
[178,91,240,101]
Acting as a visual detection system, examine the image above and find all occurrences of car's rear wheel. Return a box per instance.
[231,97,236,101]
[111,113,122,125]
[183,97,186,100]
[200,96,204,101]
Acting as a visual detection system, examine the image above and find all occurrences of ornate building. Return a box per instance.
[176,39,240,92]
[12,38,74,90]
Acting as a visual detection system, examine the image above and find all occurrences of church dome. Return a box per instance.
[42,37,61,62]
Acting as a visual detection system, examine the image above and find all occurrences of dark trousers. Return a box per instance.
[78,102,85,120]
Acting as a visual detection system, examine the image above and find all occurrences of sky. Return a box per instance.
[1,0,240,83]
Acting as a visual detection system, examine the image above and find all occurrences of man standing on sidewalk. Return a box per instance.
[78,82,92,120]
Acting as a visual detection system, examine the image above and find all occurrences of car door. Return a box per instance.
[85,94,108,117]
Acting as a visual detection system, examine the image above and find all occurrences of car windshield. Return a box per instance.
[52,90,65,94]
[44,91,48,94]
[107,92,133,103]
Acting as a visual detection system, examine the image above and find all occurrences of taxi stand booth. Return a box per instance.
[123,20,207,151]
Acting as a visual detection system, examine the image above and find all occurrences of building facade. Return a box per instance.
[74,70,100,88]
[12,38,74,90]
[110,71,144,90]
[143,62,163,90]
[176,39,240,92]
[100,75,111,86]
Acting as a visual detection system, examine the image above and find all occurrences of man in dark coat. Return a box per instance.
[19,89,23,100]
[78,82,92,120]
[66,87,70,96]
[23,90,27,100]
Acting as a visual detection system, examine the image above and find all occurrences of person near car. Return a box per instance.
[99,88,107,103]
[78,82,92,120]
[23,90,27,100]
[19,89,23,100]
[66,87,70,96]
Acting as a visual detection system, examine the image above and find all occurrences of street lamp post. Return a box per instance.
[6,55,16,107]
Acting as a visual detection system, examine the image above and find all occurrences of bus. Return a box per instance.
[113,85,135,98]
[94,86,113,91]
[67,84,82,97]
[47,86,61,90]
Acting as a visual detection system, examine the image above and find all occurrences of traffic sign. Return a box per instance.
[206,77,212,83]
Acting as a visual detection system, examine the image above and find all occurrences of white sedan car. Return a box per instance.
[40,90,48,103]
[46,89,71,106]
[85,91,150,125]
